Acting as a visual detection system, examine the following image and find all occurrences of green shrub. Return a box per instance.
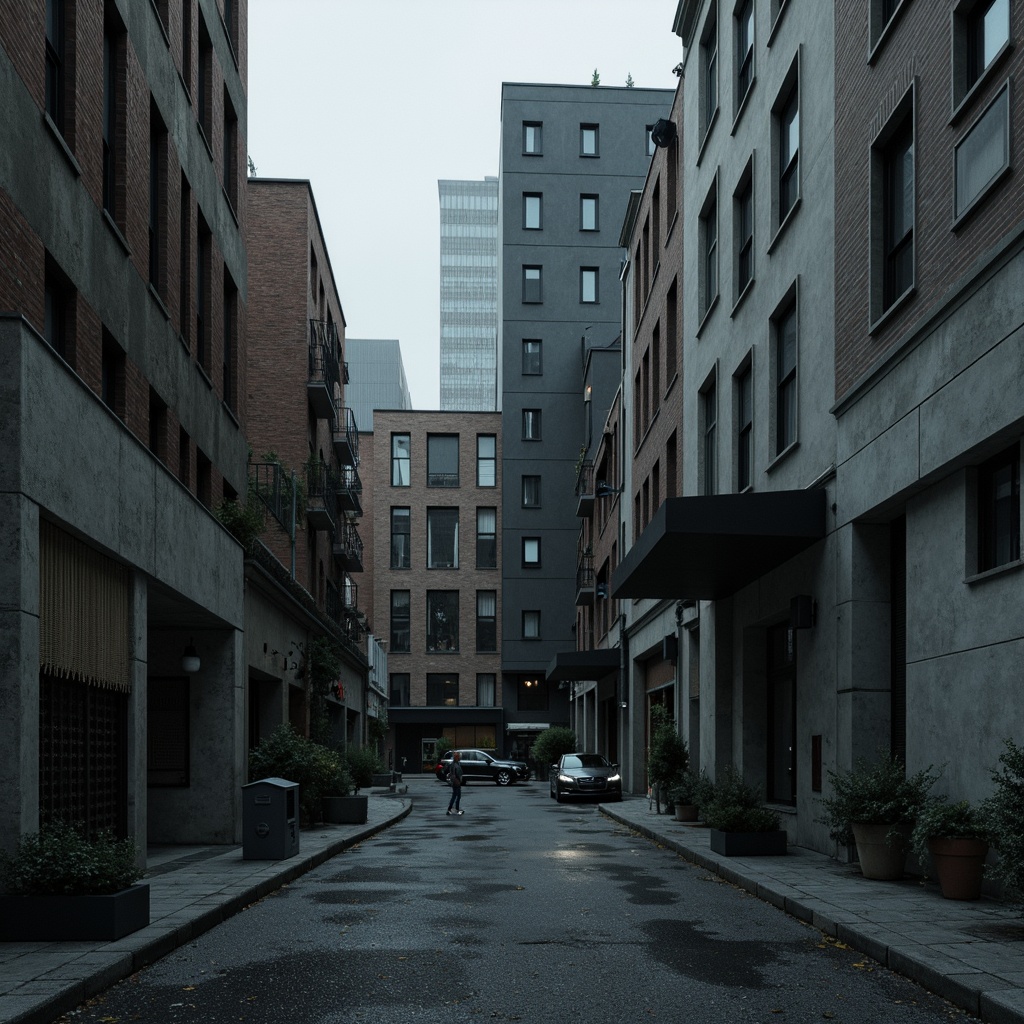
[345,745,384,791]
[0,821,142,896]
[669,768,712,807]
[248,725,349,824]
[647,705,689,794]
[983,738,1024,899]
[531,726,578,769]
[820,754,939,847]
[910,798,993,868]
[435,737,454,760]
[701,766,780,833]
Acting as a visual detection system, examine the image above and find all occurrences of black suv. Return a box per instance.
[435,749,531,786]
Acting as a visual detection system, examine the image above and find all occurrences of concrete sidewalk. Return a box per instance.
[0,795,411,1024]
[602,799,1024,1024]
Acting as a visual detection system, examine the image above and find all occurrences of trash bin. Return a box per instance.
[242,777,300,861]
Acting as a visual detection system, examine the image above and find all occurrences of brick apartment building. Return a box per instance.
[0,0,250,851]
[245,177,375,754]
[369,410,504,773]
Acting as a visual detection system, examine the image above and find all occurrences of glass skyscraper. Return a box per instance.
[438,177,498,411]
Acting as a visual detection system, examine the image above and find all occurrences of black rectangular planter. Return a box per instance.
[0,883,150,941]
[709,829,788,857]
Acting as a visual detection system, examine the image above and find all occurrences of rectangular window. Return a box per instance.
[427,674,459,706]
[101,328,125,420]
[702,380,717,496]
[523,121,543,155]
[389,673,410,707]
[222,272,236,408]
[522,537,541,567]
[427,591,459,653]
[882,117,914,311]
[522,339,542,375]
[522,612,541,641]
[955,84,1009,219]
[522,475,541,507]
[477,674,497,707]
[223,89,238,211]
[736,363,753,490]
[147,389,166,461]
[523,265,542,303]
[978,443,1020,571]
[735,0,755,110]
[476,591,497,652]
[476,507,497,568]
[522,408,541,440]
[390,591,410,652]
[390,507,411,569]
[518,673,547,708]
[699,183,718,318]
[392,433,411,486]
[581,267,599,304]
[196,448,212,509]
[667,279,679,382]
[181,0,193,96]
[477,434,496,487]
[46,0,66,132]
[179,174,191,345]
[647,124,657,155]
[523,192,542,229]
[580,123,599,156]
[197,18,212,142]
[581,194,599,231]
[427,434,459,487]
[777,77,800,225]
[955,0,1010,104]
[735,167,754,295]
[775,301,797,454]
[103,9,125,224]
[196,218,210,369]
[427,508,459,568]
[700,8,719,139]
[44,255,73,361]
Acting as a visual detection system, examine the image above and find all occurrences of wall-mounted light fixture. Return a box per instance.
[596,480,624,498]
[181,638,200,674]
[584,384,593,403]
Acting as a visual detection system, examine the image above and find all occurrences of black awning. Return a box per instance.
[388,707,504,726]
[612,489,827,600]
[545,648,620,682]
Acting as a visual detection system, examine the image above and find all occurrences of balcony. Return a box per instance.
[308,320,341,422]
[333,406,360,467]
[575,552,595,606]
[575,460,594,517]
[250,460,290,530]
[326,576,359,623]
[335,464,363,516]
[333,520,364,572]
[305,462,336,533]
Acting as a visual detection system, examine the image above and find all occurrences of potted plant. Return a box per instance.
[911,799,992,900]
[346,745,384,793]
[668,769,707,822]
[647,706,689,815]
[702,767,787,856]
[983,737,1024,901]
[0,822,148,941]
[821,754,939,880]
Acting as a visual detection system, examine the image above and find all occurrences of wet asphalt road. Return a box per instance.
[61,778,975,1024]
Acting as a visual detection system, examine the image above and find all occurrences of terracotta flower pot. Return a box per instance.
[674,803,698,822]
[851,821,911,880]
[928,837,989,900]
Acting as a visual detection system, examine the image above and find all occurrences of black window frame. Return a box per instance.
[391,433,411,487]
[390,506,411,569]
[390,590,411,653]
[977,443,1021,572]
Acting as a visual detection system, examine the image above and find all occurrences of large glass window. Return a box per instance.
[700,8,719,139]
[700,184,718,318]
[390,507,411,569]
[978,443,1020,571]
[391,433,411,486]
[390,591,410,653]
[522,613,541,641]
[777,81,800,224]
[955,85,1009,218]
[427,673,459,706]
[882,119,914,311]
[956,0,1010,103]
[476,507,497,568]
[427,434,459,487]
[389,673,410,707]
[477,674,496,707]
[735,168,754,295]
[427,591,459,652]
[477,434,496,487]
[476,591,497,652]
[427,508,459,568]
[46,0,66,132]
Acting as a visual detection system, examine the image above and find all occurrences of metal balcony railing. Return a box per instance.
[335,463,363,516]
[575,460,595,517]
[333,406,360,468]
[575,552,595,606]
[250,461,290,530]
[308,320,340,421]
[333,520,364,572]
[305,462,336,533]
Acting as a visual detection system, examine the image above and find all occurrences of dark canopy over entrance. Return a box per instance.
[545,648,620,682]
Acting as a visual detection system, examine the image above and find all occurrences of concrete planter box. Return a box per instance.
[0,883,150,941]
[322,795,368,824]
[372,773,393,788]
[709,829,788,857]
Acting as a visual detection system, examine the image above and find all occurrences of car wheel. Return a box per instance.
[495,769,513,786]
[555,790,565,803]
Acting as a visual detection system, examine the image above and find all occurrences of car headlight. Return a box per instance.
[558,773,574,783]
[607,773,621,783]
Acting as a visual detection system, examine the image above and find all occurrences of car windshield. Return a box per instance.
[563,754,610,769]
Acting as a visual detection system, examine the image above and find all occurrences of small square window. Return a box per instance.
[523,265,542,304]
[580,267,599,304]
[524,192,542,230]
[522,339,542,375]
[580,194,599,231]
[580,123,599,157]
[522,537,541,567]
[522,408,541,440]
[523,121,543,155]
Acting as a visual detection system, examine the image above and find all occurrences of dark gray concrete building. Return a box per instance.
[498,82,675,752]
[345,339,412,432]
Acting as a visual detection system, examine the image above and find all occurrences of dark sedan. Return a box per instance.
[550,753,622,802]
[435,749,531,786]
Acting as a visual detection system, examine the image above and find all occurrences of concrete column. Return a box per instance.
[126,572,148,863]
[700,599,734,778]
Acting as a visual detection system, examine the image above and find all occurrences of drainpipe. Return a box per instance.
[290,469,297,579]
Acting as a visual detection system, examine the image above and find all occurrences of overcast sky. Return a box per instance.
[248,0,683,410]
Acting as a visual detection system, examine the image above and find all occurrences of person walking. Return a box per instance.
[446,751,464,815]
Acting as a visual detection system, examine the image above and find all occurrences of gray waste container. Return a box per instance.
[242,777,300,860]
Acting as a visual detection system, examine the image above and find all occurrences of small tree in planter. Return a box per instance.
[820,754,939,880]
[668,768,713,821]
[702,767,786,855]
[983,737,1024,900]
[911,798,993,900]
[647,705,689,814]
[345,745,384,792]
[531,726,579,779]
[0,822,148,941]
